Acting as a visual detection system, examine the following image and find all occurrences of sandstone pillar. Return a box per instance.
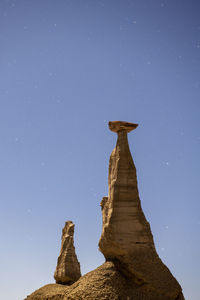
[54,221,81,284]
[99,121,183,299]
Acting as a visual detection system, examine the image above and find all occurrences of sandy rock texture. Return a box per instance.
[54,221,81,284]
[26,262,185,300]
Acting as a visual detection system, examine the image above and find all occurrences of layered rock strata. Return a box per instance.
[54,221,81,284]
[99,121,184,299]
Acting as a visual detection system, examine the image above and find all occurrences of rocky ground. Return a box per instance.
[25,261,185,300]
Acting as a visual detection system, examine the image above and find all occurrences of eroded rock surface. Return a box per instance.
[54,221,81,284]
[26,262,185,300]
[99,121,184,299]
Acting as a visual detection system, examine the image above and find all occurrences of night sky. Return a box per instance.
[0,1,200,299]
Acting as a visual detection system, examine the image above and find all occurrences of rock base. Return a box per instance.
[26,261,185,300]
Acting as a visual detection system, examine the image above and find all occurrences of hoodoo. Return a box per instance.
[99,121,184,299]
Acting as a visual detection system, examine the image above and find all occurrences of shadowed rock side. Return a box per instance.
[26,262,185,300]
[54,221,81,284]
[98,121,184,299]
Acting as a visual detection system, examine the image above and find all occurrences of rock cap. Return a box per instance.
[109,121,138,133]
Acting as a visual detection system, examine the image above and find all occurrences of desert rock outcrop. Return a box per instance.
[25,120,185,300]
[99,121,183,299]
[54,221,81,284]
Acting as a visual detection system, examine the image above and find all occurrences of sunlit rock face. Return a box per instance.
[54,221,81,284]
[99,121,183,299]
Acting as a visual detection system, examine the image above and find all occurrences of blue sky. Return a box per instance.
[0,0,199,299]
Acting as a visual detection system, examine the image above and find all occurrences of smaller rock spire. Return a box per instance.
[54,221,81,284]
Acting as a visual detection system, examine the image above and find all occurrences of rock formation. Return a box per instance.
[99,121,184,299]
[54,221,81,284]
[25,120,185,300]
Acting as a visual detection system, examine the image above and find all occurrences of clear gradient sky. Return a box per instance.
[0,1,200,299]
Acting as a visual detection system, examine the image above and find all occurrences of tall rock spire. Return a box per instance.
[99,121,184,299]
